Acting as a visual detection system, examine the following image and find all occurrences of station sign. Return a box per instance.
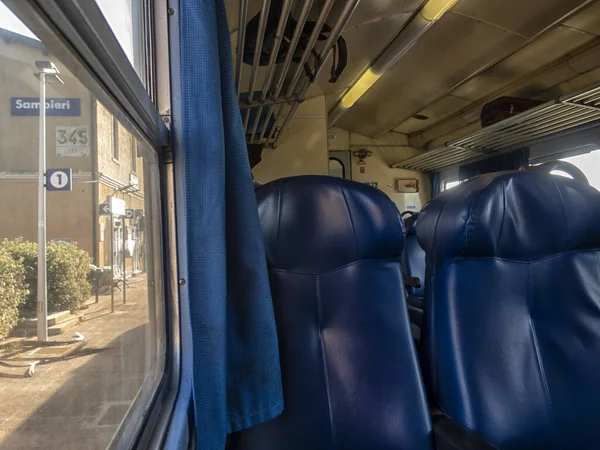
[110,197,126,217]
[46,168,72,192]
[11,97,81,116]
[99,198,126,216]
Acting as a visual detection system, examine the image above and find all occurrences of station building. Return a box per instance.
[0,28,147,275]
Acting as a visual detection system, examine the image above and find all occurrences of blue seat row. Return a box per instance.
[418,168,600,449]
[230,168,600,450]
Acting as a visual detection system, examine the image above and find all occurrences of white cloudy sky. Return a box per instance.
[0,0,133,62]
[0,2,38,39]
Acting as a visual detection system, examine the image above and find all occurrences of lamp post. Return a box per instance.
[34,60,63,342]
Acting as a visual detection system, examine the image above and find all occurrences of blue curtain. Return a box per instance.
[431,172,443,198]
[459,148,529,181]
[179,0,283,448]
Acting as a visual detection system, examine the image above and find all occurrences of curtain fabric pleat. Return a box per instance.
[179,0,284,448]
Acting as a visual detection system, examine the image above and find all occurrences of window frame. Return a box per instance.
[112,116,120,162]
[131,135,138,174]
[1,1,180,449]
[441,177,461,192]
[4,0,169,150]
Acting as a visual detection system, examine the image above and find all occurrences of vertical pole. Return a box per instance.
[37,72,48,342]
[123,217,127,304]
[110,212,115,313]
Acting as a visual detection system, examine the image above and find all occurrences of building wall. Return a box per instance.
[0,179,94,255]
[0,35,93,174]
[97,182,145,270]
[253,96,328,183]
[0,32,146,272]
[96,102,145,192]
[0,31,94,255]
[95,102,146,273]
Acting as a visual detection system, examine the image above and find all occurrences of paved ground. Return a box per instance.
[0,275,156,449]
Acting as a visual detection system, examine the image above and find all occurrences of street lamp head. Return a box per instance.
[34,60,64,84]
[35,60,59,73]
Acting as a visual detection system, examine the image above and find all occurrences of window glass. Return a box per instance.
[0,4,165,449]
[131,136,138,173]
[442,179,461,191]
[328,158,345,179]
[95,0,149,90]
[555,150,600,190]
[112,116,120,161]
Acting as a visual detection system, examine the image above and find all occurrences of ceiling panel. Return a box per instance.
[336,12,526,137]
[451,25,594,101]
[532,66,600,100]
[569,43,600,73]
[325,90,344,110]
[563,1,600,35]
[308,12,412,98]
[514,63,581,100]
[377,147,421,165]
[393,95,473,134]
[453,0,589,38]
[330,0,423,29]
[407,29,595,147]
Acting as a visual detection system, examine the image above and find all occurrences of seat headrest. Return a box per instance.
[418,171,600,262]
[256,176,405,273]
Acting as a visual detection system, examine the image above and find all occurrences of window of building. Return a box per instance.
[112,116,120,162]
[0,2,168,449]
[131,135,138,173]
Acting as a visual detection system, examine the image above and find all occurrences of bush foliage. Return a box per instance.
[1,238,92,314]
[0,247,28,339]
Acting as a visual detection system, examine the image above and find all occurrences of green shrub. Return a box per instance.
[46,241,92,313]
[2,238,92,313]
[0,247,28,339]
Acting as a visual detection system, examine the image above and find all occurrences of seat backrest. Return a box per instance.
[402,213,426,299]
[417,170,600,449]
[228,176,433,450]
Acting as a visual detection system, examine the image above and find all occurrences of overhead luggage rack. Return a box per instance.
[235,0,360,146]
[392,82,600,172]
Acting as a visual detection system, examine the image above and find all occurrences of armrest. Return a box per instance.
[432,412,499,450]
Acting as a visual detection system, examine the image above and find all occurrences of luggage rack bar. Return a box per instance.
[271,0,360,148]
[391,82,600,172]
[233,0,359,146]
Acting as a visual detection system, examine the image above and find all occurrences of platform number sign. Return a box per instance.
[46,168,72,192]
[125,209,135,219]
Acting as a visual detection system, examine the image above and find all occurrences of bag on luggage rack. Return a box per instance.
[242,1,347,83]
[480,96,544,128]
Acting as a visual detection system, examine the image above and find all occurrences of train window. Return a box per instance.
[554,150,600,191]
[442,179,461,191]
[0,3,166,449]
[95,0,152,94]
